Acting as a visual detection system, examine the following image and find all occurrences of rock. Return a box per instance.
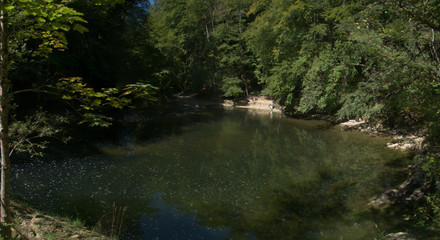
[339,119,367,131]
[368,189,399,208]
[386,135,426,152]
[385,232,417,240]
[387,143,400,149]
[339,120,426,153]
[222,100,234,107]
[368,164,431,208]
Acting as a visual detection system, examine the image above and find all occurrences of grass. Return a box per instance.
[10,197,110,240]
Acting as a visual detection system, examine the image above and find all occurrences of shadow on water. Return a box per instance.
[11,109,409,239]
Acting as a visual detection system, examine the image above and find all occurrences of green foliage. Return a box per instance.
[261,59,306,109]
[9,111,70,157]
[4,0,440,236]
[403,154,440,234]
[220,77,243,97]
[148,0,440,131]
[55,77,157,127]
[56,77,129,110]
[241,0,440,130]
[420,194,440,228]
[123,83,159,101]
[149,0,255,95]
[7,0,87,57]
[6,0,159,131]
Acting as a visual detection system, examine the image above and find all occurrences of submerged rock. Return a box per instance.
[385,232,417,240]
[368,163,431,208]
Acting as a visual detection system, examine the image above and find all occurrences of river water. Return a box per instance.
[12,109,408,239]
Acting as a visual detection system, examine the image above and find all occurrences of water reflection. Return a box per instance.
[12,110,407,239]
[136,193,230,240]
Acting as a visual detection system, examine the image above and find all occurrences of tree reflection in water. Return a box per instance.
[12,110,408,239]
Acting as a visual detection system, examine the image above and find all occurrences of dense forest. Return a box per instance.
[1,0,440,238]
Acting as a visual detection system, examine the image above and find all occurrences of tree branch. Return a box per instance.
[11,88,83,117]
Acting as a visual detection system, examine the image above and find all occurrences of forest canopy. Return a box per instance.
[6,0,439,132]
[149,0,440,132]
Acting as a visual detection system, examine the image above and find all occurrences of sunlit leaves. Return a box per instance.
[123,83,158,101]
[7,0,87,57]
[243,0,440,128]
[220,77,243,97]
[55,77,157,127]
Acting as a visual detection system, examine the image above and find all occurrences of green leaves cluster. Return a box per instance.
[7,0,87,57]
[9,111,70,157]
[55,77,157,127]
[7,0,158,128]
[149,0,439,127]
[242,0,440,127]
[149,0,255,97]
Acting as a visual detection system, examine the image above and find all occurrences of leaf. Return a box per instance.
[73,24,88,33]
[5,5,15,12]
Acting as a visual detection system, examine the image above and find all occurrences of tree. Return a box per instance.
[149,0,256,97]
[46,0,156,89]
[243,0,440,128]
[0,2,10,237]
[1,1,158,238]
[149,0,217,94]
[213,0,255,97]
[0,1,85,238]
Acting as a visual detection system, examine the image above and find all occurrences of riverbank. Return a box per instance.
[175,95,427,153]
[174,94,282,113]
[337,119,440,239]
[221,96,283,113]
[10,199,109,240]
[338,119,426,152]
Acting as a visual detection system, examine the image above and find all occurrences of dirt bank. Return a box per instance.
[11,200,109,240]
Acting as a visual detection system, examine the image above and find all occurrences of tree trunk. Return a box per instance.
[0,0,11,239]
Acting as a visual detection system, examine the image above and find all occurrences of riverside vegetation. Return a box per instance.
[1,0,440,239]
[10,198,109,240]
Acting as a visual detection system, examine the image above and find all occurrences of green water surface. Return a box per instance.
[12,109,408,239]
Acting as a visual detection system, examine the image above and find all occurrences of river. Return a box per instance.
[11,108,408,239]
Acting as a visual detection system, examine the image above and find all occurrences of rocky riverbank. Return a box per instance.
[174,94,282,113]
[338,119,437,240]
[339,119,426,152]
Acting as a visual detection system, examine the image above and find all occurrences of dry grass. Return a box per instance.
[10,201,109,240]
